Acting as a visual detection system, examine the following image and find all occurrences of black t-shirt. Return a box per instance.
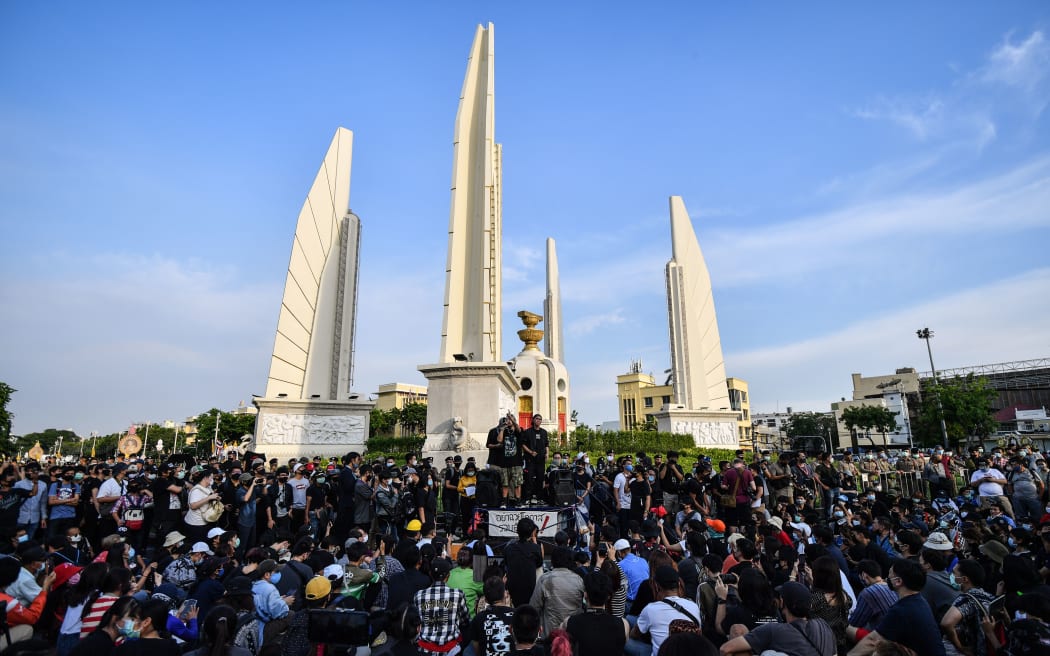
[629,479,651,514]
[470,604,516,655]
[682,477,704,505]
[70,629,114,656]
[0,486,29,526]
[487,427,506,468]
[661,462,684,493]
[502,540,543,606]
[113,637,181,656]
[565,610,626,655]
[442,467,460,502]
[521,428,548,462]
[306,484,326,512]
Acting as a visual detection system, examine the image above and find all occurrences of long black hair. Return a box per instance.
[200,605,239,656]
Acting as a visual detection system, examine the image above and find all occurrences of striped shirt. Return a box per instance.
[80,594,118,637]
[848,582,898,630]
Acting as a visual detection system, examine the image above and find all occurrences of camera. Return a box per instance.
[598,544,608,557]
[721,573,738,585]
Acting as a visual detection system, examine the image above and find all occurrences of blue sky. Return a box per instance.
[2,2,1049,436]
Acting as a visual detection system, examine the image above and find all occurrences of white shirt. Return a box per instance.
[970,468,1006,497]
[97,477,125,507]
[614,473,632,509]
[185,484,212,526]
[636,595,701,655]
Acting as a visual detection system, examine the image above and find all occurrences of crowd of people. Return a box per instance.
[0,421,1046,656]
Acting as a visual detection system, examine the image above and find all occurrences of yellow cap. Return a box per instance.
[304,575,332,601]
[406,519,423,532]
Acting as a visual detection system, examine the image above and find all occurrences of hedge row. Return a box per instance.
[364,430,743,467]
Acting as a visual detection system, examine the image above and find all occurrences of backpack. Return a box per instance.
[395,490,415,524]
[122,495,146,530]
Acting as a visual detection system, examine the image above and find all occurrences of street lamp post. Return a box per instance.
[917,327,950,449]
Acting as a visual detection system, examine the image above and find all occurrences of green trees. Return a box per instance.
[0,382,15,442]
[369,403,429,438]
[915,374,998,447]
[784,412,837,441]
[194,409,257,450]
[840,405,899,448]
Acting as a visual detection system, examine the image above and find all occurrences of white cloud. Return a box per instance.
[729,268,1050,413]
[0,255,278,435]
[704,155,1050,287]
[978,31,1050,92]
[568,308,626,336]
[853,96,946,140]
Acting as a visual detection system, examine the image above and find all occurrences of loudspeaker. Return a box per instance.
[552,470,574,506]
[476,469,501,508]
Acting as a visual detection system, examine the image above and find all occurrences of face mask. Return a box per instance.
[70,535,82,543]
[128,547,136,560]
[176,472,186,480]
[980,466,989,473]
[625,465,634,472]
[1008,538,1016,548]
[867,495,876,501]
[961,511,969,518]
[552,459,561,466]
[36,562,46,574]
[874,486,882,492]
[316,477,326,484]
[607,456,613,462]
[386,461,395,467]
[648,476,655,482]
[17,535,28,543]
[793,515,802,523]
[74,473,84,481]
[949,573,960,590]
[233,537,241,548]
[270,571,282,585]
[851,520,861,527]
[584,457,590,464]
[216,567,225,578]
[833,511,845,519]
[119,619,140,639]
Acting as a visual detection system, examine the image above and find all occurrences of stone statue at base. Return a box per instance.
[450,416,481,452]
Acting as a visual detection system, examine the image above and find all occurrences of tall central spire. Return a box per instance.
[440,22,502,364]
[666,195,730,411]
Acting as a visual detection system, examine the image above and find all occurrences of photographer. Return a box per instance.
[489,414,523,505]
[713,568,779,640]
[659,452,685,516]
[234,473,259,559]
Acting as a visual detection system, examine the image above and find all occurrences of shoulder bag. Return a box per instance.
[720,472,741,508]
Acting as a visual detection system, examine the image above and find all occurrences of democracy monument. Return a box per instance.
[253,22,739,457]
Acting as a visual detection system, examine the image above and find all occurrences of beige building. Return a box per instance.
[375,383,428,412]
[831,368,920,450]
[617,363,750,447]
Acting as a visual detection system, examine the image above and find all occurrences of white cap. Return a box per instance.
[726,533,746,546]
[207,527,225,539]
[323,564,344,580]
[612,539,631,551]
[190,542,214,555]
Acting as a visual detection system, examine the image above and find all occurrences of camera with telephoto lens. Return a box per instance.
[721,573,738,585]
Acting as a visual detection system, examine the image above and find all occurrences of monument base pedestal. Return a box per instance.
[654,406,741,449]
[418,362,520,457]
[252,397,374,461]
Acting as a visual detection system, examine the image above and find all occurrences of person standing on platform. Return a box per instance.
[521,414,549,504]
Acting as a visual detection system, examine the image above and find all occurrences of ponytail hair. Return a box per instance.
[546,628,573,656]
[203,605,238,656]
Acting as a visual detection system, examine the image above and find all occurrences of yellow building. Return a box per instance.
[375,383,428,437]
[616,363,751,447]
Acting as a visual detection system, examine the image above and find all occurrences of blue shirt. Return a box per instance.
[48,482,80,520]
[14,479,47,524]
[877,592,946,656]
[618,553,649,601]
[236,487,256,527]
